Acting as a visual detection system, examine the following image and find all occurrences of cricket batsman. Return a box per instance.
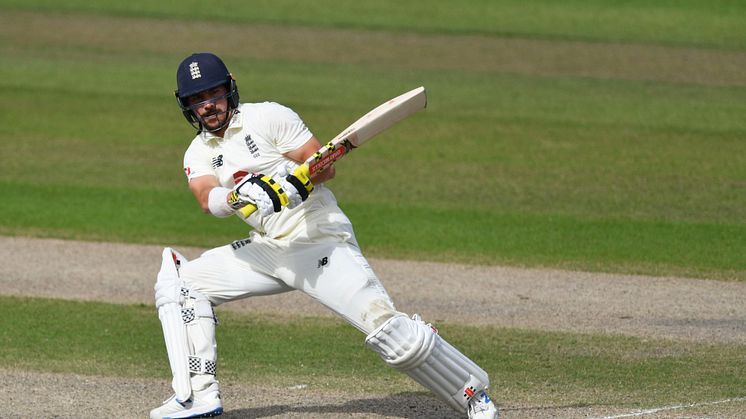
[150,52,499,419]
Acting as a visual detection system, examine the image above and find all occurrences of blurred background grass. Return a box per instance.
[0,1,744,278]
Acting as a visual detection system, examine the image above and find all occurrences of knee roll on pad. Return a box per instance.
[365,314,490,412]
[155,247,190,309]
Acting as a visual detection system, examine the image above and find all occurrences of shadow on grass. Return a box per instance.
[221,391,604,418]
[222,392,457,418]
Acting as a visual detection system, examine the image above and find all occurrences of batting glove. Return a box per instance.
[234,173,289,217]
[277,163,314,210]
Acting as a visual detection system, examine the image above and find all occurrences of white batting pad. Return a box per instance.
[183,292,218,393]
[365,314,490,412]
[155,248,192,402]
[158,302,192,402]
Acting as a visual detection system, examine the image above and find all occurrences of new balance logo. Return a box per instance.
[317,257,329,268]
[231,239,251,250]
[189,62,201,79]
[212,154,224,168]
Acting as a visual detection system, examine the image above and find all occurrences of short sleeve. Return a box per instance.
[183,141,215,182]
[263,103,314,154]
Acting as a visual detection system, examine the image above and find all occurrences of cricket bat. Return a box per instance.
[239,86,427,218]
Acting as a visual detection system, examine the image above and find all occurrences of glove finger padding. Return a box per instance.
[278,179,302,210]
[289,164,314,199]
[234,173,288,216]
[278,163,314,209]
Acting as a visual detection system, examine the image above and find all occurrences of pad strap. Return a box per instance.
[189,356,217,376]
[181,289,218,325]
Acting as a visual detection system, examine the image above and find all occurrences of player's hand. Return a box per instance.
[234,173,288,217]
[277,163,314,209]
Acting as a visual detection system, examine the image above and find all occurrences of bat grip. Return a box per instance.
[293,164,311,183]
[238,203,258,218]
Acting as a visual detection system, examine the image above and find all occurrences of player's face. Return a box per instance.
[185,85,230,130]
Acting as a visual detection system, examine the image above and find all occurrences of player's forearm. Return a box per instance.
[189,176,228,216]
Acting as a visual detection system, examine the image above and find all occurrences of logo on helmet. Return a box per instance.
[189,62,202,80]
[176,53,240,133]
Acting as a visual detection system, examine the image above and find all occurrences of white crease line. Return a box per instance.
[595,396,746,418]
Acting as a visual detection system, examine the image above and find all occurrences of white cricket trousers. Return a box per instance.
[178,225,401,334]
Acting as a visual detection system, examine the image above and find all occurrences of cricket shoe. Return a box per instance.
[467,390,499,419]
[150,384,223,419]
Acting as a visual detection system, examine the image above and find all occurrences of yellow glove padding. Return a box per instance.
[237,166,314,218]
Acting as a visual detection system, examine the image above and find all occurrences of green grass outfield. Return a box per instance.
[1,1,745,415]
[2,296,745,409]
[1,1,744,279]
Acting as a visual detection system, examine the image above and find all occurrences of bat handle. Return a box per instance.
[238,202,258,218]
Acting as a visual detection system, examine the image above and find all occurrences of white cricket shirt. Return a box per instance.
[183,102,340,239]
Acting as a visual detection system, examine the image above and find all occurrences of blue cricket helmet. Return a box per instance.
[175,52,240,132]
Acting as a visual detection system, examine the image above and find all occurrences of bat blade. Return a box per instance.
[239,86,426,218]
[306,86,427,176]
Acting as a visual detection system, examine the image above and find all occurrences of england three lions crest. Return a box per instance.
[245,135,260,157]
